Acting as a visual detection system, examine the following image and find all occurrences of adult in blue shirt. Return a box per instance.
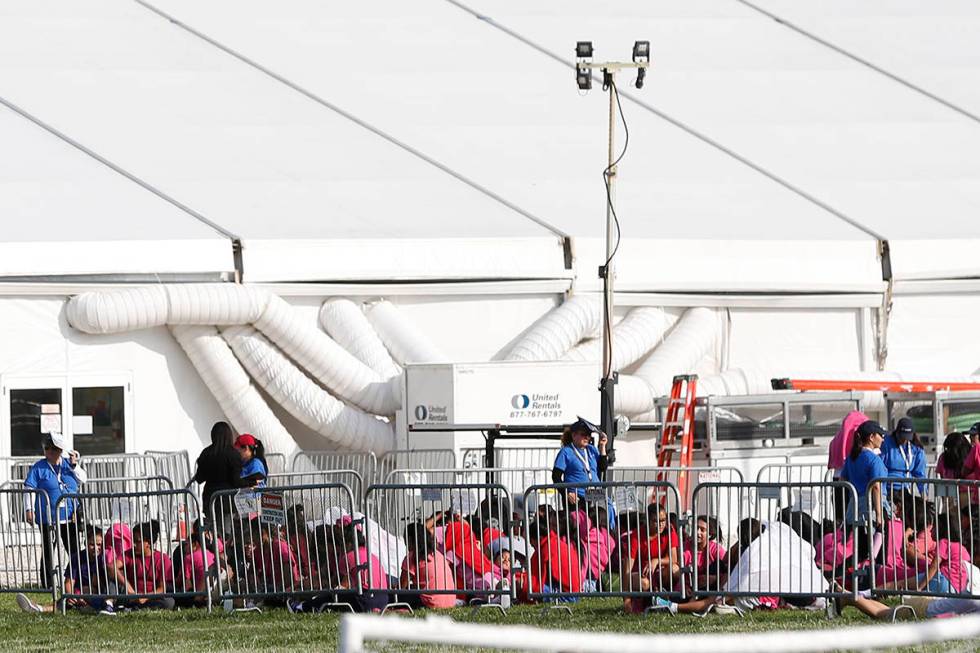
[234,433,268,489]
[553,418,608,487]
[879,417,926,492]
[840,420,889,525]
[23,432,87,588]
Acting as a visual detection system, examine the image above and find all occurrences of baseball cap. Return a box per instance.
[234,433,257,448]
[893,418,915,437]
[968,422,980,436]
[44,432,69,451]
[857,420,887,438]
[569,417,600,434]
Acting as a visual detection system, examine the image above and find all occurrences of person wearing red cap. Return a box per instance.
[234,433,268,489]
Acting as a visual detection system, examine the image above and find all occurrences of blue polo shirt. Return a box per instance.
[553,444,600,485]
[879,434,926,490]
[241,457,268,489]
[841,449,888,499]
[24,458,82,524]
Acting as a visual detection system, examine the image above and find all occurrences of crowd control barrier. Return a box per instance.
[83,454,159,480]
[145,450,192,489]
[53,488,208,612]
[522,481,685,603]
[385,468,550,509]
[867,477,980,599]
[461,446,561,471]
[376,450,457,485]
[608,466,743,515]
[267,471,364,512]
[292,451,378,487]
[365,483,512,608]
[265,453,288,476]
[690,481,859,608]
[0,487,55,601]
[209,483,359,608]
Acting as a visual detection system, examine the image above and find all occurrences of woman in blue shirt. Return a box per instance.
[234,433,268,489]
[23,432,87,588]
[841,420,889,525]
[552,418,608,488]
[879,417,926,491]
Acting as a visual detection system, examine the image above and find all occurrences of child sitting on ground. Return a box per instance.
[398,522,456,609]
[118,520,175,610]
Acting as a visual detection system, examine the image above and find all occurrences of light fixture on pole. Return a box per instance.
[574,41,650,474]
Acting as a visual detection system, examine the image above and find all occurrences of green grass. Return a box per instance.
[0,594,975,653]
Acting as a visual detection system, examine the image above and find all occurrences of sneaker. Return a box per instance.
[650,596,678,615]
[286,599,304,614]
[16,593,42,614]
[98,605,116,616]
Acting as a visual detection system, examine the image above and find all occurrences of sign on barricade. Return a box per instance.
[0,487,56,601]
[690,481,858,609]
[522,481,685,605]
[867,477,980,600]
[268,471,364,511]
[365,482,512,608]
[53,488,208,612]
[210,483,360,609]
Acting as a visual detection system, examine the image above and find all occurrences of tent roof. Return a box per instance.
[0,0,977,287]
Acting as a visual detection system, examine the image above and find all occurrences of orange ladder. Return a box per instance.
[656,374,698,508]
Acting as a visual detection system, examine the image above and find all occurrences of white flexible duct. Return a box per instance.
[615,307,720,416]
[170,325,298,459]
[221,326,395,454]
[562,307,678,370]
[67,284,399,416]
[319,299,401,380]
[505,295,601,362]
[364,300,449,364]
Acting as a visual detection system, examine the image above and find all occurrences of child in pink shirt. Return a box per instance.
[399,523,456,609]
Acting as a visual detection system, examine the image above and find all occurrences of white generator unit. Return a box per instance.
[403,361,600,458]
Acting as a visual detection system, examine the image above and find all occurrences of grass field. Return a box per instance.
[2,594,977,652]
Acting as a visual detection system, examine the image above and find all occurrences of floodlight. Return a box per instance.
[632,40,650,61]
[576,65,592,91]
[635,66,646,89]
[576,41,593,59]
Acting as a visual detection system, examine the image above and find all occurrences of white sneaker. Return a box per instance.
[16,593,42,614]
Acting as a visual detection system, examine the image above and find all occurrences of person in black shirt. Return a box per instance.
[192,422,244,519]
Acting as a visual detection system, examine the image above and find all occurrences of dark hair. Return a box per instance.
[133,519,161,545]
[849,424,880,461]
[211,421,235,449]
[404,522,435,555]
[941,432,972,478]
[697,516,719,541]
[560,427,573,447]
[779,508,818,546]
[737,518,764,550]
[247,437,269,474]
[85,524,103,543]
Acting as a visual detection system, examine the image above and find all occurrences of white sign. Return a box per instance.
[698,470,722,483]
[41,404,60,415]
[584,487,606,504]
[421,488,443,503]
[72,415,94,435]
[613,486,639,511]
[260,492,286,526]
[234,491,260,516]
[40,414,61,434]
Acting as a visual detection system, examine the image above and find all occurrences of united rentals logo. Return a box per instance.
[509,392,562,420]
[413,403,448,423]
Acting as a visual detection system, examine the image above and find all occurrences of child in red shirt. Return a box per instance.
[624,503,680,612]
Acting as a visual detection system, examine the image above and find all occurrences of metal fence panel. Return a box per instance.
[609,466,744,516]
[366,482,511,606]
[267,471,364,512]
[210,483,359,606]
[522,481,685,603]
[53,488,208,611]
[292,451,377,488]
[83,454,159,480]
[376,450,457,484]
[145,450,192,488]
[868,477,980,599]
[691,481,858,606]
[0,487,55,600]
[461,445,561,470]
[0,456,40,484]
[265,453,287,476]
[77,477,175,526]
[386,468,551,506]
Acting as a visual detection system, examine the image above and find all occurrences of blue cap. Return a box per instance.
[969,422,980,436]
[569,416,600,434]
[857,420,887,438]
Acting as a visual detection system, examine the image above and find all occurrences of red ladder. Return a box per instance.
[656,374,698,507]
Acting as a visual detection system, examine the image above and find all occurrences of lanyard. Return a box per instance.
[898,443,913,477]
[571,446,591,476]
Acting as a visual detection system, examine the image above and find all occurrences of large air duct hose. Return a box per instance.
[505,295,600,362]
[563,307,678,370]
[67,285,399,416]
[319,299,401,380]
[363,300,449,364]
[171,325,299,458]
[615,308,720,416]
[222,326,395,453]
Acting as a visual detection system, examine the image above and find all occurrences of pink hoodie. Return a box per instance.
[828,411,870,473]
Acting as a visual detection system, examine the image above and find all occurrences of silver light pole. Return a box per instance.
[575,41,649,470]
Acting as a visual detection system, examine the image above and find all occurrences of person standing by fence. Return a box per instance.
[192,422,243,518]
[234,433,268,489]
[552,417,608,498]
[879,418,926,491]
[23,431,87,588]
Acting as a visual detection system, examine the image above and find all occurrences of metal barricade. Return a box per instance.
[0,487,55,601]
[210,483,359,607]
[522,481,685,603]
[78,477,175,526]
[267,471,364,512]
[609,466,744,516]
[366,482,512,607]
[54,488,208,612]
[755,464,838,523]
[868,477,980,599]
[292,451,378,488]
[265,453,288,475]
[0,456,40,484]
[386,468,550,506]
[145,450,192,488]
[83,454,159,480]
[376,450,457,484]
[691,481,858,608]
[461,445,561,470]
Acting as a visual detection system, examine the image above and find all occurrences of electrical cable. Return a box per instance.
[601,79,630,379]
